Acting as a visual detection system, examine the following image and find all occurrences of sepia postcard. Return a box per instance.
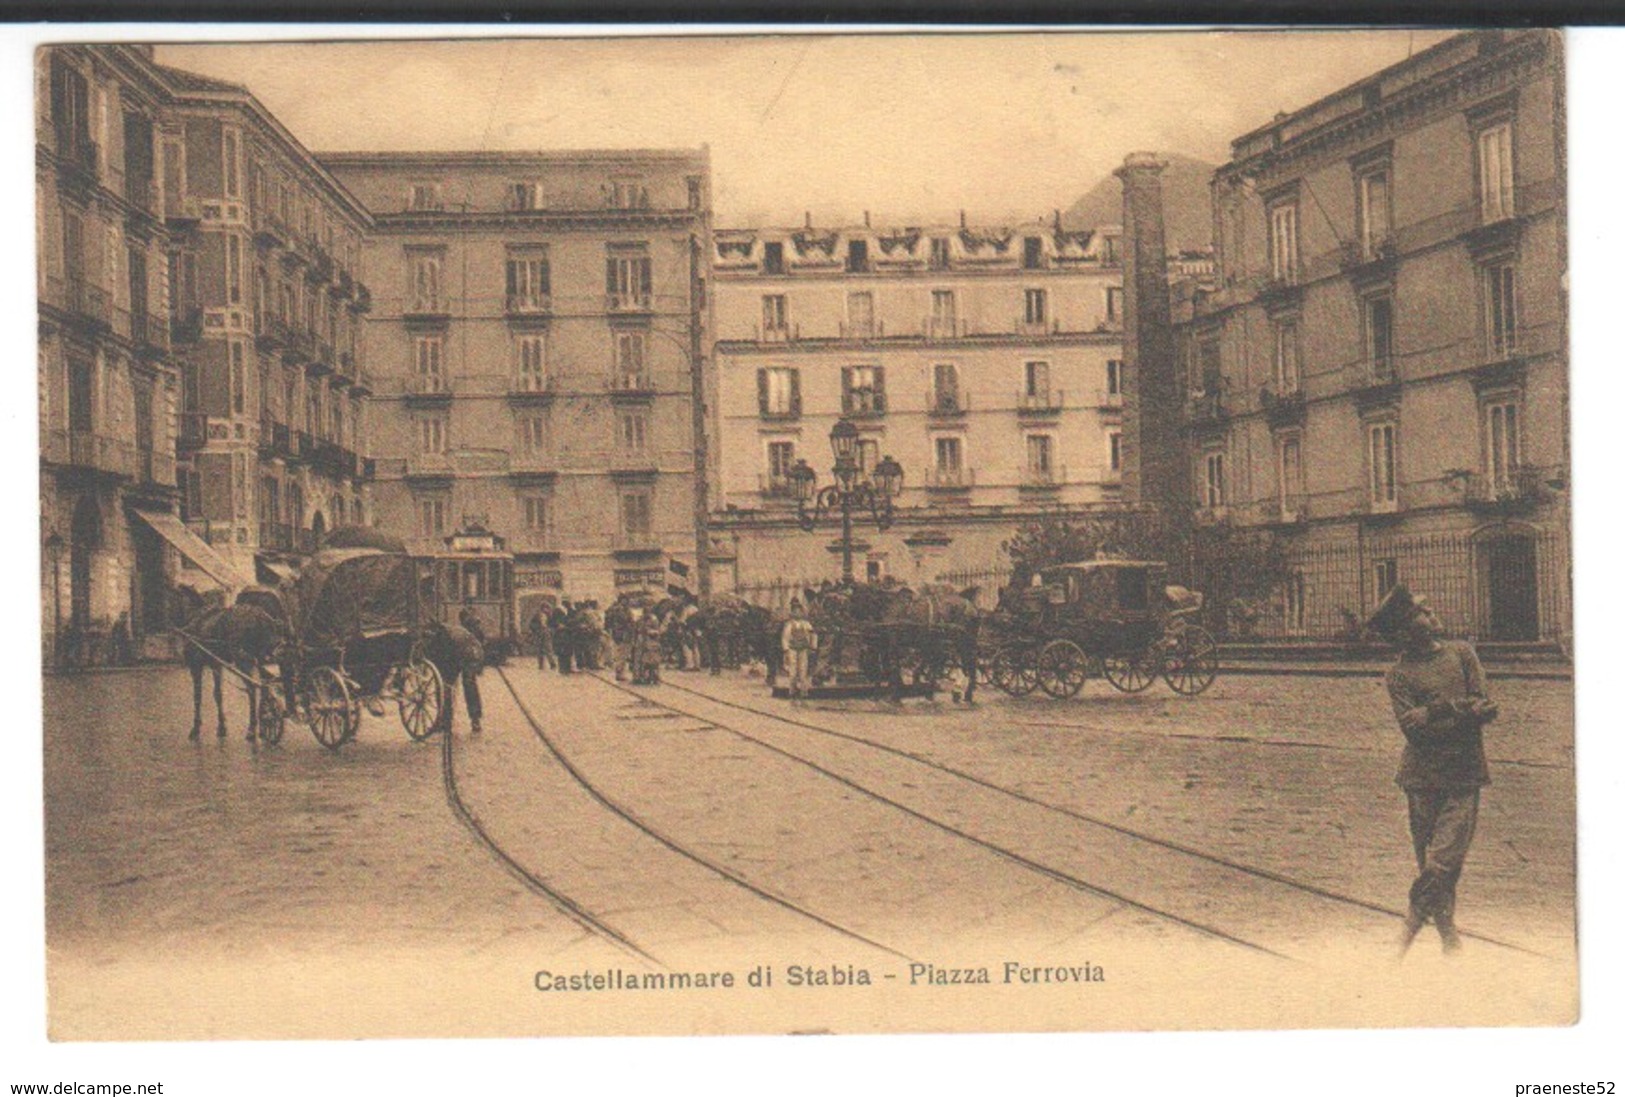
[27,26,1582,1054]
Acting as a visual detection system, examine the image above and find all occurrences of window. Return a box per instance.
[929,237,951,270]
[767,441,797,488]
[842,365,886,415]
[1269,201,1299,283]
[418,497,447,537]
[519,414,548,453]
[1484,261,1517,359]
[227,233,241,304]
[758,367,800,418]
[1105,286,1123,322]
[855,439,879,476]
[930,290,957,336]
[620,491,652,536]
[617,409,648,453]
[1273,321,1300,392]
[414,336,445,393]
[1357,166,1392,258]
[606,250,653,309]
[1486,398,1521,491]
[1024,360,1051,398]
[418,415,447,455]
[523,494,549,533]
[1023,236,1044,269]
[1374,558,1399,602]
[506,253,550,312]
[935,436,963,472]
[1368,421,1397,510]
[223,131,239,199]
[1024,288,1048,327]
[762,242,785,275]
[1101,234,1120,264]
[408,183,443,212]
[762,294,788,338]
[509,181,543,211]
[1027,434,1055,477]
[516,334,547,391]
[614,330,648,387]
[230,342,246,415]
[1203,450,1227,509]
[1277,433,1303,515]
[932,363,960,412]
[1106,359,1123,397]
[846,239,869,273]
[409,251,443,312]
[1107,430,1122,473]
[847,291,875,338]
[1364,294,1395,381]
[1477,120,1515,223]
[609,178,650,210]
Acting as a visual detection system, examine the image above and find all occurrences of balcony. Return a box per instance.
[607,372,656,400]
[62,274,111,330]
[1263,498,1309,527]
[506,293,552,318]
[283,328,316,365]
[337,350,358,385]
[1256,273,1302,308]
[509,453,558,484]
[290,431,314,464]
[610,450,660,479]
[759,322,796,343]
[254,314,288,352]
[1340,237,1398,281]
[1259,383,1306,428]
[167,308,203,345]
[258,418,282,458]
[404,376,453,407]
[924,317,965,341]
[758,474,799,499]
[333,269,355,300]
[1019,465,1067,492]
[1194,505,1232,527]
[43,429,135,479]
[251,208,286,250]
[352,282,373,314]
[1017,388,1064,417]
[178,413,208,452]
[307,247,334,285]
[1185,390,1228,426]
[402,299,449,325]
[923,467,975,492]
[607,291,653,314]
[928,391,970,419]
[1351,365,1401,411]
[308,340,336,378]
[839,320,884,341]
[1097,388,1125,410]
[1463,465,1547,514]
[405,454,454,484]
[613,531,662,555]
[56,135,99,193]
[138,448,176,491]
[131,311,169,356]
[507,378,555,407]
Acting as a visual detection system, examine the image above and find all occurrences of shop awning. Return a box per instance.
[130,509,254,592]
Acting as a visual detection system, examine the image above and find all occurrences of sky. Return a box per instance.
[155,29,1455,227]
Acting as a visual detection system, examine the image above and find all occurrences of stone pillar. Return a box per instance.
[1115,153,1188,524]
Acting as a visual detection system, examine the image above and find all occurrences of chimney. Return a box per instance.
[1114,152,1187,524]
[805,211,812,229]
[959,209,967,229]
[863,210,871,228]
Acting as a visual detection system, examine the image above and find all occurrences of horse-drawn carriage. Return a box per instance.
[799,581,981,699]
[983,559,1219,699]
[178,528,445,751]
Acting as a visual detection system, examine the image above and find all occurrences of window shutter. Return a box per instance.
[639,258,653,298]
[790,370,802,417]
[841,367,852,412]
[540,259,551,297]
[757,369,768,416]
[505,260,517,298]
[873,366,887,412]
[606,258,617,296]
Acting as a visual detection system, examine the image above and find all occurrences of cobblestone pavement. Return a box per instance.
[41,662,1576,1038]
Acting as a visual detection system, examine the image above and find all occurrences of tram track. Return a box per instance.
[637,675,1551,961]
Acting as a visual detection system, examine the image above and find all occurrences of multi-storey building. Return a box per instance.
[319,149,712,604]
[157,64,375,580]
[1166,29,1567,643]
[38,45,183,661]
[709,217,1126,591]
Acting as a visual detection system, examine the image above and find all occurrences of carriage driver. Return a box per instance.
[781,598,818,699]
[1368,584,1499,956]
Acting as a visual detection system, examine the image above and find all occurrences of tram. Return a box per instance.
[421,521,517,660]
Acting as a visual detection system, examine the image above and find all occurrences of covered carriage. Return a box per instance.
[985,559,1219,699]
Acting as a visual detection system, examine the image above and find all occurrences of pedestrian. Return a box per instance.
[605,598,634,682]
[781,597,818,698]
[526,612,552,670]
[427,617,485,736]
[1368,584,1499,956]
[636,610,665,684]
[553,599,574,674]
[108,611,133,666]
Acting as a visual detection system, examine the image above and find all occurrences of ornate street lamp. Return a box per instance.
[795,418,903,585]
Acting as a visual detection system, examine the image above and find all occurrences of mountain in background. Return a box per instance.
[1062,152,1218,254]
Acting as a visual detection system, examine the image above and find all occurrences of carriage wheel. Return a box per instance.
[1162,626,1219,695]
[398,657,444,742]
[1036,639,1089,699]
[1103,650,1161,693]
[306,667,353,751]
[257,687,287,745]
[976,644,1004,688]
[993,645,1040,696]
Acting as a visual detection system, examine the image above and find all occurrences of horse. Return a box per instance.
[174,589,287,742]
[873,584,982,703]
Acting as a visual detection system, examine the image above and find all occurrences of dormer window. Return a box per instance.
[846,239,870,274]
[762,241,785,275]
[929,237,951,270]
[509,182,543,211]
[408,183,444,212]
[609,178,650,210]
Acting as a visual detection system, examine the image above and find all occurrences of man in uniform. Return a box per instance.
[1369,584,1499,955]
[781,598,818,699]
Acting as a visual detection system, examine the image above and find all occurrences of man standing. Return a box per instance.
[427,617,485,736]
[781,598,818,699]
[1368,584,1499,955]
[553,599,574,674]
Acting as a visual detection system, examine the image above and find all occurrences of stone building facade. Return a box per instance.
[1167,29,1569,642]
[319,150,712,605]
[708,217,1126,597]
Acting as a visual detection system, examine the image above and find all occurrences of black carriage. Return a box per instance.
[985,560,1219,699]
[262,538,445,750]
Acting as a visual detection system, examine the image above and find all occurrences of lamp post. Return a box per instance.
[790,419,904,585]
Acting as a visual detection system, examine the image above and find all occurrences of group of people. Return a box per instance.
[524,594,709,686]
[524,598,611,675]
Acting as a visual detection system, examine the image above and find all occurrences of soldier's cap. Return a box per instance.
[1367,584,1428,637]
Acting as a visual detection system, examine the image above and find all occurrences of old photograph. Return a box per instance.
[29,27,1576,1046]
